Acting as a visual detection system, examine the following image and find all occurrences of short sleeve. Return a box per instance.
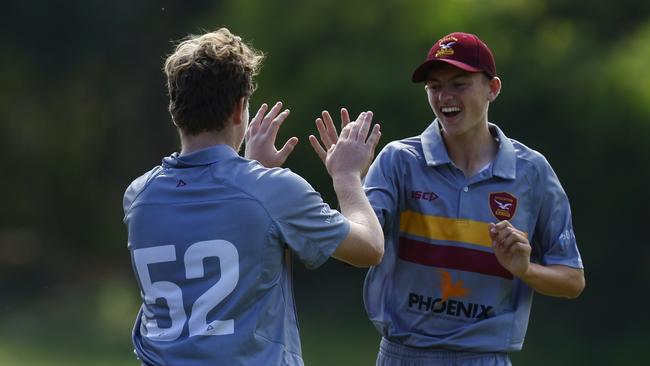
[255,167,350,269]
[123,166,162,221]
[364,143,401,231]
[533,159,584,269]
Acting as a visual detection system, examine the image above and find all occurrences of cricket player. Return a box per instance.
[123,28,383,366]
[310,32,585,365]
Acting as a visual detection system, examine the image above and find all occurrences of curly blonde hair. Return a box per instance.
[164,28,265,135]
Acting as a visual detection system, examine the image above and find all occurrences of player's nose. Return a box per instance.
[437,87,452,102]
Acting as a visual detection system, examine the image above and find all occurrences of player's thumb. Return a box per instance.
[278,137,299,161]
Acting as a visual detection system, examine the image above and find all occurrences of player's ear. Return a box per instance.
[487,77,501,102]
[232,97,248,125]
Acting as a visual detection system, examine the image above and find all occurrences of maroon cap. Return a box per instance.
[411,32,496,82]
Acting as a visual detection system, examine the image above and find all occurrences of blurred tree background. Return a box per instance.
[1,0,649,364]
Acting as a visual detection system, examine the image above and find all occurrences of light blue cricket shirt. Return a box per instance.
[123,145,350,366]
[363,120,583,352]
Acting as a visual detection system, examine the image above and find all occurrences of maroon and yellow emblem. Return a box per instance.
[435,36,458,58]
[489,192,517,221]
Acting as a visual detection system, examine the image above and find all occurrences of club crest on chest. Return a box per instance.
[489,192,517,221]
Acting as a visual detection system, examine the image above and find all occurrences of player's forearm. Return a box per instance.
[520,263,585,299]
[332,174,384,266]
[333,174,378,232]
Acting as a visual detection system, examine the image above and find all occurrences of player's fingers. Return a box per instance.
[357,111,373,141]
[513,231,529,246]
[250,103,268,132]
[346,112,365,140]
[494,220,513,230]
[365,124,382,149]
[261,101,283,132]
[340,108,351,129]
[269,109,291,138]
[495,241,513,255]
[491,226,512,248]
[315,118,331,148]
[340,125,351,140]
[340,116,359,140]
[359,111,375,142]
[277,137,299,162]
[504,230,529,252]
[488,223,498,240]
[321,110,339,144]
[507,241,530,257]
[494,221,526,244]
[308,135,328,162]
[499,224,526,241]
[500,232,519,248]
[497,236,521,256]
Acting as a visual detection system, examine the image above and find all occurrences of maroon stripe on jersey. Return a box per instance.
[398,237,513,279]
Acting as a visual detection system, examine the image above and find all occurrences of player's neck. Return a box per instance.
[442,123,498,178]
[179,128,238,155]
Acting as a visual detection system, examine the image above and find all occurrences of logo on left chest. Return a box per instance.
[489,192,518,220]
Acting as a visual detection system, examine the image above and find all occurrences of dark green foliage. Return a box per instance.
[0,1,647,364]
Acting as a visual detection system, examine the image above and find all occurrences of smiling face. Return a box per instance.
[425,63,500,139]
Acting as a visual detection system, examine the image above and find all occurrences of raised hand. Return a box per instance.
[323,111,381,181]
[309,108,378,177]
[309,108,351,164]
[489,221,531,278]
[245,101,299,168]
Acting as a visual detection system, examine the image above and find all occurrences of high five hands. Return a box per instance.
[309,108,380,177]
[315,110,382,179]
[245,101,298,168]
[245,103,381,176]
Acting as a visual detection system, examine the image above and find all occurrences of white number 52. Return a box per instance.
[132,240,239,341]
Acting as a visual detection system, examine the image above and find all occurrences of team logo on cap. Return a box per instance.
[435,36,458,58]
[489,192,518,221]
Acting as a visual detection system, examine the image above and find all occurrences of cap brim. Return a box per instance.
[411,59,482,82]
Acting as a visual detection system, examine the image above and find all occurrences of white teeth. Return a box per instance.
[441,106,461,113]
